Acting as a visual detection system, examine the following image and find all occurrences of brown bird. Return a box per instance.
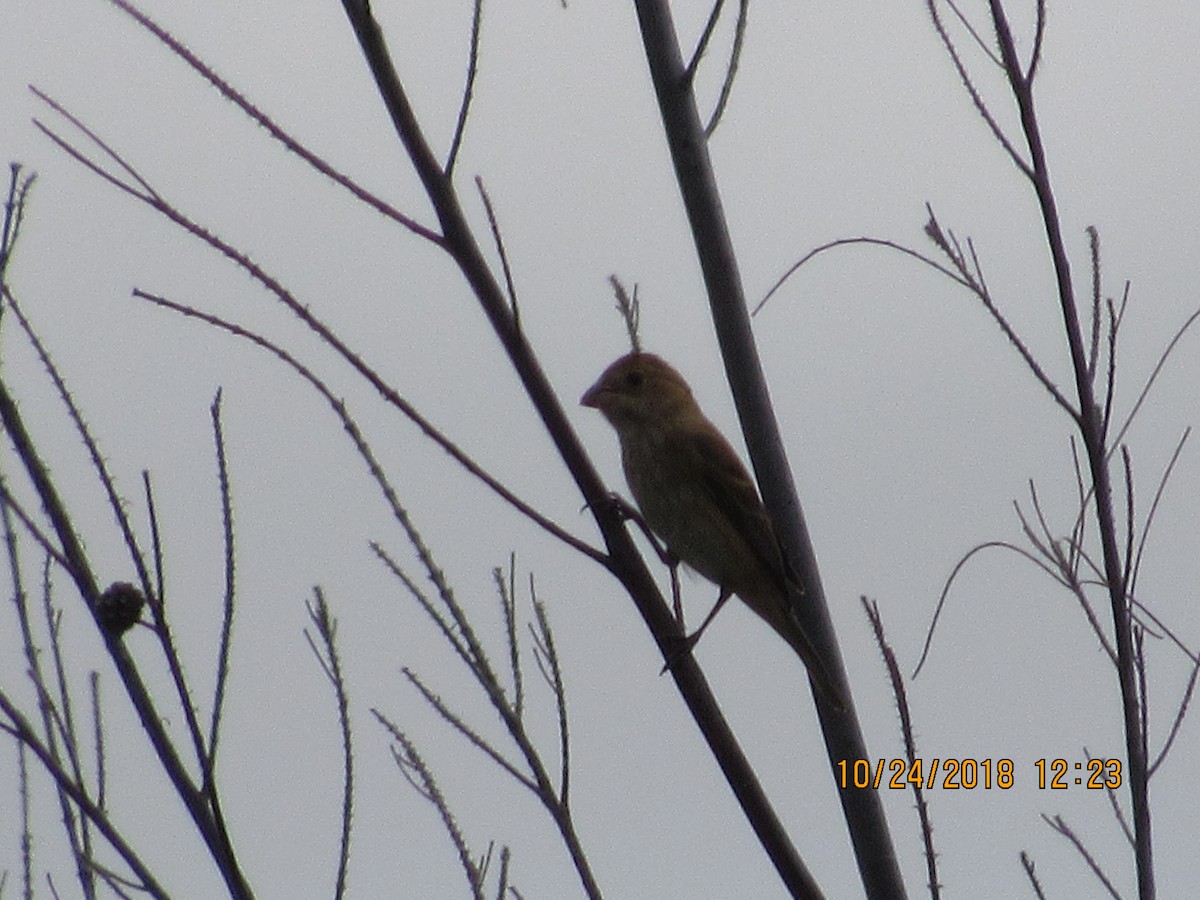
[582,352,842,708]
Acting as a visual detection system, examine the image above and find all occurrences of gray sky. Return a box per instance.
[2,1,1198,897]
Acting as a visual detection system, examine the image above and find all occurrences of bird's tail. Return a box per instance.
[775,597,847,712]
[739,573,848,711]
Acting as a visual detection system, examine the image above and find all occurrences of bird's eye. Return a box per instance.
[624,370,644,391]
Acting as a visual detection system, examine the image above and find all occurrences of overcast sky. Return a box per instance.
[2,1,1198,897]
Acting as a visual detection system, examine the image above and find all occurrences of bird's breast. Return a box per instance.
[620,433,751,591]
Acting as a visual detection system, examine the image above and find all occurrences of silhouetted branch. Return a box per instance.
[863,598,940,899]
[304,590,354,900]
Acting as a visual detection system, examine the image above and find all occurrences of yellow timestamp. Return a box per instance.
[837,758,1016,790]
[1035,758,1122,790]
[836,758,1124,790]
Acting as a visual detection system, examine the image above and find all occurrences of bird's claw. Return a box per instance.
[659,632,700,675]
[606,492,641,522]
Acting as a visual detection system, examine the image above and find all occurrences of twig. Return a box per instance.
[863,598,940,899]
[447,0,485,176]
[1041,814,1122,899]
[304,590,354,900]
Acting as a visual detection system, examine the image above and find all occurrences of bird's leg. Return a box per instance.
[669,564,684,625]
[633,526,683,624]
[588,493,685,625]
[590,493,681,596]
[685,586,734,650]
[612,495,676,568]
[660,587,733,674]
[588,493,674,563]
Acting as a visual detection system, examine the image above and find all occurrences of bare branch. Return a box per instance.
[0,692,169,899]
[914,539,1066,678]
[476,177,521,321]
[1086,226,1102,383]
[704,0,749,137]
[1019,851,1048,900]
[102,0,442,244]
[1041,815,1123,899]
[204,390,238,793]
[447,0,485,177]
[925,0,1032,176]
[373,712,486,900]
[683,0,727,86]
[304,590,354,900]
[132,291,602,565]
[1129,429,1190,602]
[863,598,940,899]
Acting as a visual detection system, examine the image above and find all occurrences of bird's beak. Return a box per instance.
[580,380,605,409]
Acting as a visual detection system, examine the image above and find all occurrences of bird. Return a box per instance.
[581,351,843,708]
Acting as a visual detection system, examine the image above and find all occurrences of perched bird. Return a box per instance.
[582,352,842,708]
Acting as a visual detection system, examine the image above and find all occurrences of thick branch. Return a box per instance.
[630,1,905,897]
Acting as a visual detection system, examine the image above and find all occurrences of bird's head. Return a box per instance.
[580,352,696,430]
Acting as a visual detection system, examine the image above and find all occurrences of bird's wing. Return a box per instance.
[680,418,845,709]
[681,418,789,588]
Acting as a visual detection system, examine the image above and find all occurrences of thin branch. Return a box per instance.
[0,164,37,278]
[141,472,165,610]
[925,0,1032,176]
[1027,0,1047,82]
[0,482,73,573]
[304,590,354,900]
[90,671,105,809]
[447,0,485,177]
[1149,653,1199,776]
[1129,429,1190,602]
[863,598,940,899]
[101,0,442,244]
[132,290,603,566]
[475,177,520,321]
[1100,292,1123,446]
[1107,300,1200,457]
[1086,226,1102,383]
[942,0,1003,67]
[704,0,749,138]
[497,558,524,720]
[372,712,486,900]
[1041,814,1123,899]
[0,692,170,899]
[914,539,1067,678]
[927,209,1078,419]
[204,390,238,791]
[402,668,537,793]
[757,234,970,315]
[683,0,726,86]
[1086,746,1135,848]
[19,741,32,900]
[0,317,252,899]
[754,224,1078,418]
[1120,447,1135,620]
[1019,851,1047,900]
[0,291,155,596]
[1066,436,1088,574]
[373,544,475,672]
[529,584,570,808]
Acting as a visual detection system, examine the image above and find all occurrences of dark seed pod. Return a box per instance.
[95,582,145,636]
